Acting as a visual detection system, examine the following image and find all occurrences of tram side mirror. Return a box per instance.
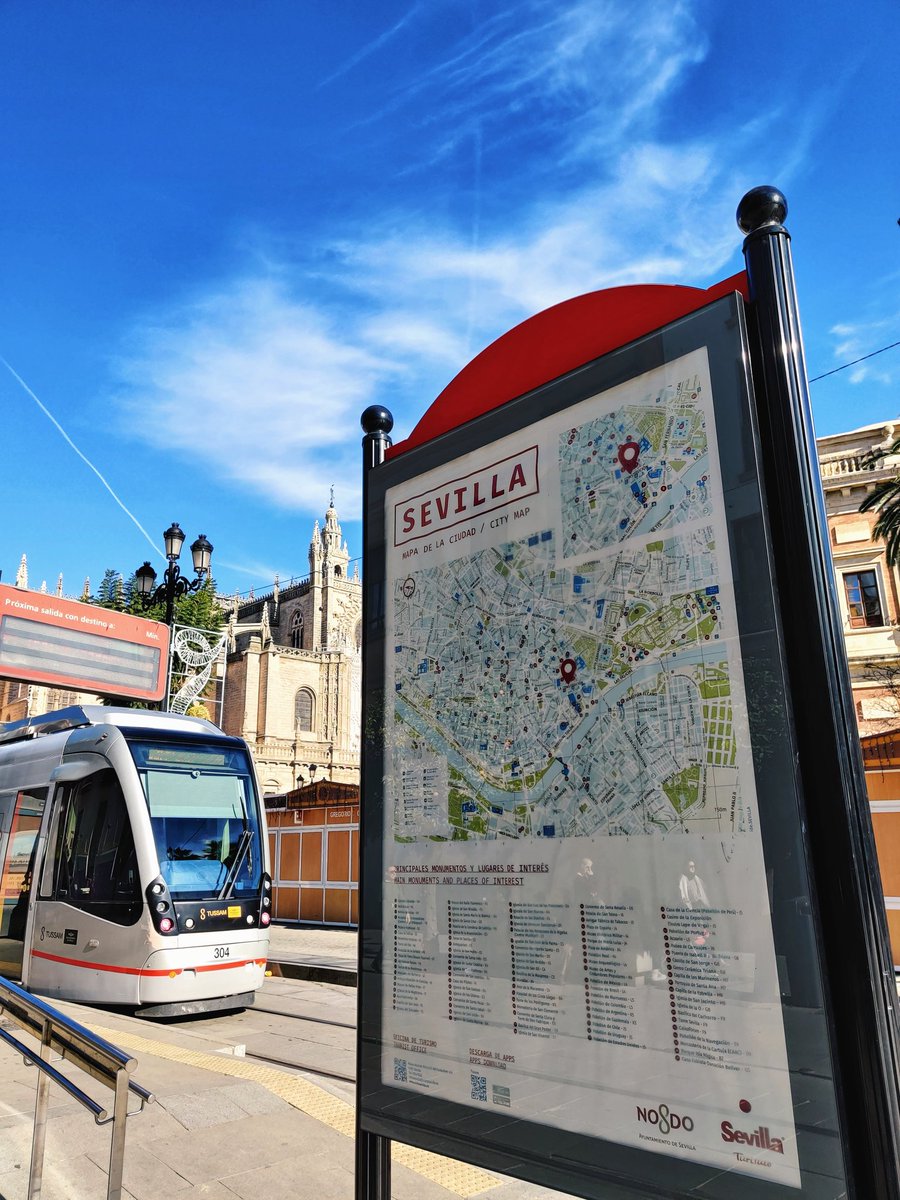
[50,760,103,783]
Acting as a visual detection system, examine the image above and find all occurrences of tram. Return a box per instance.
[0,705,271,1017]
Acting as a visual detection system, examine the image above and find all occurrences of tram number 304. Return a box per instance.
[213,947,231,960]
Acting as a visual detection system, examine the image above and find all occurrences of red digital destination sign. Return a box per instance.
[0,585,169,701]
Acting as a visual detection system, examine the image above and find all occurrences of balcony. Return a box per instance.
[843,624,900,663]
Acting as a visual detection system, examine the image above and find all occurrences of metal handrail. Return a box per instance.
[0,977,154,1199]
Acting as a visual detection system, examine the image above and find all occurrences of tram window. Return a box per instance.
[46,770,141,925]
[129,738,262,901]
[0,788,45,940]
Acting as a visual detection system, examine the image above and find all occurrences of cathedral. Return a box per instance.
[220,499,362,795]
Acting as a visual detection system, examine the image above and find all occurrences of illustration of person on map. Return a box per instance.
[678,860,710,909]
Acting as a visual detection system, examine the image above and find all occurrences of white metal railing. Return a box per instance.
[0,977,154,1199]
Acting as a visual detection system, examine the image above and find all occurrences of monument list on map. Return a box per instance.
[381,348,799,1187]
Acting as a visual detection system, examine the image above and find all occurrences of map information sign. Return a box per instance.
[382,342,798,1186]
[362,295,848,1199]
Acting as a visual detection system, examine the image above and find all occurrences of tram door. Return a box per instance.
[0,788,46,978]
[26,767,143,1003]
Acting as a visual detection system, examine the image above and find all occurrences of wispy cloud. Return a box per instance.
[830,314,900,385]
[359,0,707,170]
[111,0,822,518]
[114,280,392,512]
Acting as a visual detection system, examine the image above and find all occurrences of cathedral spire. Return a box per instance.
[15,554,27,589]
[323,492,342,549]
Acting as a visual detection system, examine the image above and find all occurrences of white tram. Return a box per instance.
[0,706,271,1017]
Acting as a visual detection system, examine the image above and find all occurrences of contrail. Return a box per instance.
[1,356,162,558]
[318,2,423,87]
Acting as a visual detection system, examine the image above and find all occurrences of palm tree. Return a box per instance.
[859,436,900,565]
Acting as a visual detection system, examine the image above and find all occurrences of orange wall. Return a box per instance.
[268,804,359,926]
[865,764,900,966]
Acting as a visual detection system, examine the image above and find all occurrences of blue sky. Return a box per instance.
[2,0,898,600]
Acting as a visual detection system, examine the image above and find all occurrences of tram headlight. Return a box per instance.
[264,879,271,891]
[156,901,169,913]
[261,911,271,926]
[159,917,175,933]
[246,914,255,925]
[184,918,195,929]
[263,896,271,908]
[151,883,164,895]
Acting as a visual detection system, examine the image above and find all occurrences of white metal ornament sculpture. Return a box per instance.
[169,626,227,714]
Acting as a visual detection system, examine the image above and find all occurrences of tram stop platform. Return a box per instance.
[0,924,567,1200]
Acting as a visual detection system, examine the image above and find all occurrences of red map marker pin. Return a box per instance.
[560,657,577,685]
[618,440,640,473]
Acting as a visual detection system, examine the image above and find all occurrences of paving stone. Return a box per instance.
[186,1183,243,1198]
[87,1141,195,1200]
[23,1151,133,1200]
[44,1108,113,1162]
[218,1151,351,1200]
[0,1165,28,1200]
[145,1109,313,1186]
[217,1081,291,1116]
[0,1082,42,1118]
[0,1121,31,1173]
[161,1089,249,1131]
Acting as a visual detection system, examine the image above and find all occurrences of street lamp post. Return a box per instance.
[135,523,214,626]
[135,524,214,709]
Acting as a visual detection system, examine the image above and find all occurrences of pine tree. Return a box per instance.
[126,576,223,632]
[93,569,126,610]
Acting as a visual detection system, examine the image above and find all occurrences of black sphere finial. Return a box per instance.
[361,405,394,435]
[736,186,788,235]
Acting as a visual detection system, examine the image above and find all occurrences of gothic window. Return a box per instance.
[291,611,304,649]
[295,688,315,732]
[334,565,342,577]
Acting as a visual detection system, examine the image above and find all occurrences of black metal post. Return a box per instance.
[163,564,178,630]
[356,404,393,1200]
[738,186,900,1199]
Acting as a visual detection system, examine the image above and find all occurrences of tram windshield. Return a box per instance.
[128,739,262,901]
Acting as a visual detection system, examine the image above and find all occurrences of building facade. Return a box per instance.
[817,421,900,967]
[221,501,362,795]
[0,680,100,726]
[817,420,900,735]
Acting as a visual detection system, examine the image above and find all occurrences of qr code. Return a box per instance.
[470,1072,487,1102]
[393,1058,408,1083]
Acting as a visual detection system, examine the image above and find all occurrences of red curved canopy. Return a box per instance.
[387,272,748,458]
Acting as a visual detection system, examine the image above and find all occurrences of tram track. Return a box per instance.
[251,1002,356,1030]
[267,957,357,988]
[56,968,360,1088]
[241,1045,356,1084]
